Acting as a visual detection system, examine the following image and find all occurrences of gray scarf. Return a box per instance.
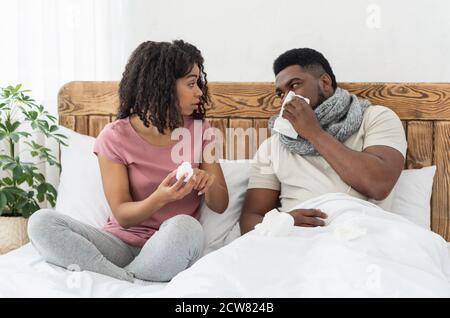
[268,88,371,156]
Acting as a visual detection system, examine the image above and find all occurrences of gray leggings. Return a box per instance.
[27,209,204,283]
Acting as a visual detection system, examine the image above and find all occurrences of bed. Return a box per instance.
[0,81,449,297]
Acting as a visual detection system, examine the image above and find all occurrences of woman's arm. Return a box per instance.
[97,155,196,228]
[197,162,229,214]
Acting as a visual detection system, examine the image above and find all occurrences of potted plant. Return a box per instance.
[0,84,68,254]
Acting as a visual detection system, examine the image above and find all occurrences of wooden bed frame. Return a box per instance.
[58,81,450,241]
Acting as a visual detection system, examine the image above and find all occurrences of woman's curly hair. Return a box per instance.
[116,40,210,133]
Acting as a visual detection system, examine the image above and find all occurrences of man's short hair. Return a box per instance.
[273,48,337,90]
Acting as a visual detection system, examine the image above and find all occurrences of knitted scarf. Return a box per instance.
[268,87,371,156]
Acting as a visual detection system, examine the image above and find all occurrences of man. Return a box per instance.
[240,48,407,234]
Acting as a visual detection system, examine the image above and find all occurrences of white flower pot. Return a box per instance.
[0,216,30,255]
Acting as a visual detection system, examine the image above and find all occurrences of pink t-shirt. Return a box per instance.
[93,115,216,247]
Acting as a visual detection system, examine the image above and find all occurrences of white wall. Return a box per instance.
[122,0,450,82]
[2,0,449,91]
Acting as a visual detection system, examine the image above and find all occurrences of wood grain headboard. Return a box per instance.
[58,81,450,241]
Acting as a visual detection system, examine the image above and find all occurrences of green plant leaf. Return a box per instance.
[30,140,42,149]
[29,111,38,120]
[2,177,14,185]
[16,174,28,185]
[21,200,40,218]
[16,199,28,209]
[11,121,21,132]
[34,173,45,183]
[3,187,28,198]
[5,121,13,132]
[53,133,68,139]
[37,183,47,196]
[3,162,17,170]
[53,135,69,147]
[0,192,7,211]
[45,114,57,122]
[27,175,34,186]
[2,189,15,202]
[10,133,20,143]
[46,193,57,207]
[17,131,32,138]
[47,183,57,196]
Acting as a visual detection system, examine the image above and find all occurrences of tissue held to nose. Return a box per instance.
[273,91,310,139]
[283,90,310,107]
[254,209,295,237]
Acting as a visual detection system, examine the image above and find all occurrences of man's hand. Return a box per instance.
[282,96,322,140]
[288,208,328,227]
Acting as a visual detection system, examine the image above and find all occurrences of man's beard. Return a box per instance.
[316,86,327,107]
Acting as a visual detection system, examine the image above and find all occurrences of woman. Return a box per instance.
[27,40,229,282]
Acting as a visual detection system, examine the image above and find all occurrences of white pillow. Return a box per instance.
[55,126,111,228]
[199,160,251,255]
[390,166,437,229]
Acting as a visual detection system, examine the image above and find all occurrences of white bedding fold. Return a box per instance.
[152,193,450,297]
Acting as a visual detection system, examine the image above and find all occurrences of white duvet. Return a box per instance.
[1,193,449,297]
[0,244,166,297]
[153,193,450,297]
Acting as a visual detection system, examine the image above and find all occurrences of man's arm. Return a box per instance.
[283,97,404,201]
[240,188,280,235]
[309,132,404,200]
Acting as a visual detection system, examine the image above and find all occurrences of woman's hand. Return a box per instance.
[192,168,216,196]
[155,170,197,204]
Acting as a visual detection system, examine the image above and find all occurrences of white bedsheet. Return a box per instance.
[153,193,450,298]
[0,244,166,297]
[1,193,449,297]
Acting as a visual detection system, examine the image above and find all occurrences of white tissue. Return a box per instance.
[176,162,194,182]
[273,91,310,139]
[333,221,367,241]
[254,209,295,237]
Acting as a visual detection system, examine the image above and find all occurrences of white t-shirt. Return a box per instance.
[247,105,408,211]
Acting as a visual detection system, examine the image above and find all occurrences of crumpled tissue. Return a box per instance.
[254,209,295,237]
[176,161,194,182]
[333,221,367,241]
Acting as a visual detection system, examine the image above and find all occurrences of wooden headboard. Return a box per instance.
[58,81,450,241]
